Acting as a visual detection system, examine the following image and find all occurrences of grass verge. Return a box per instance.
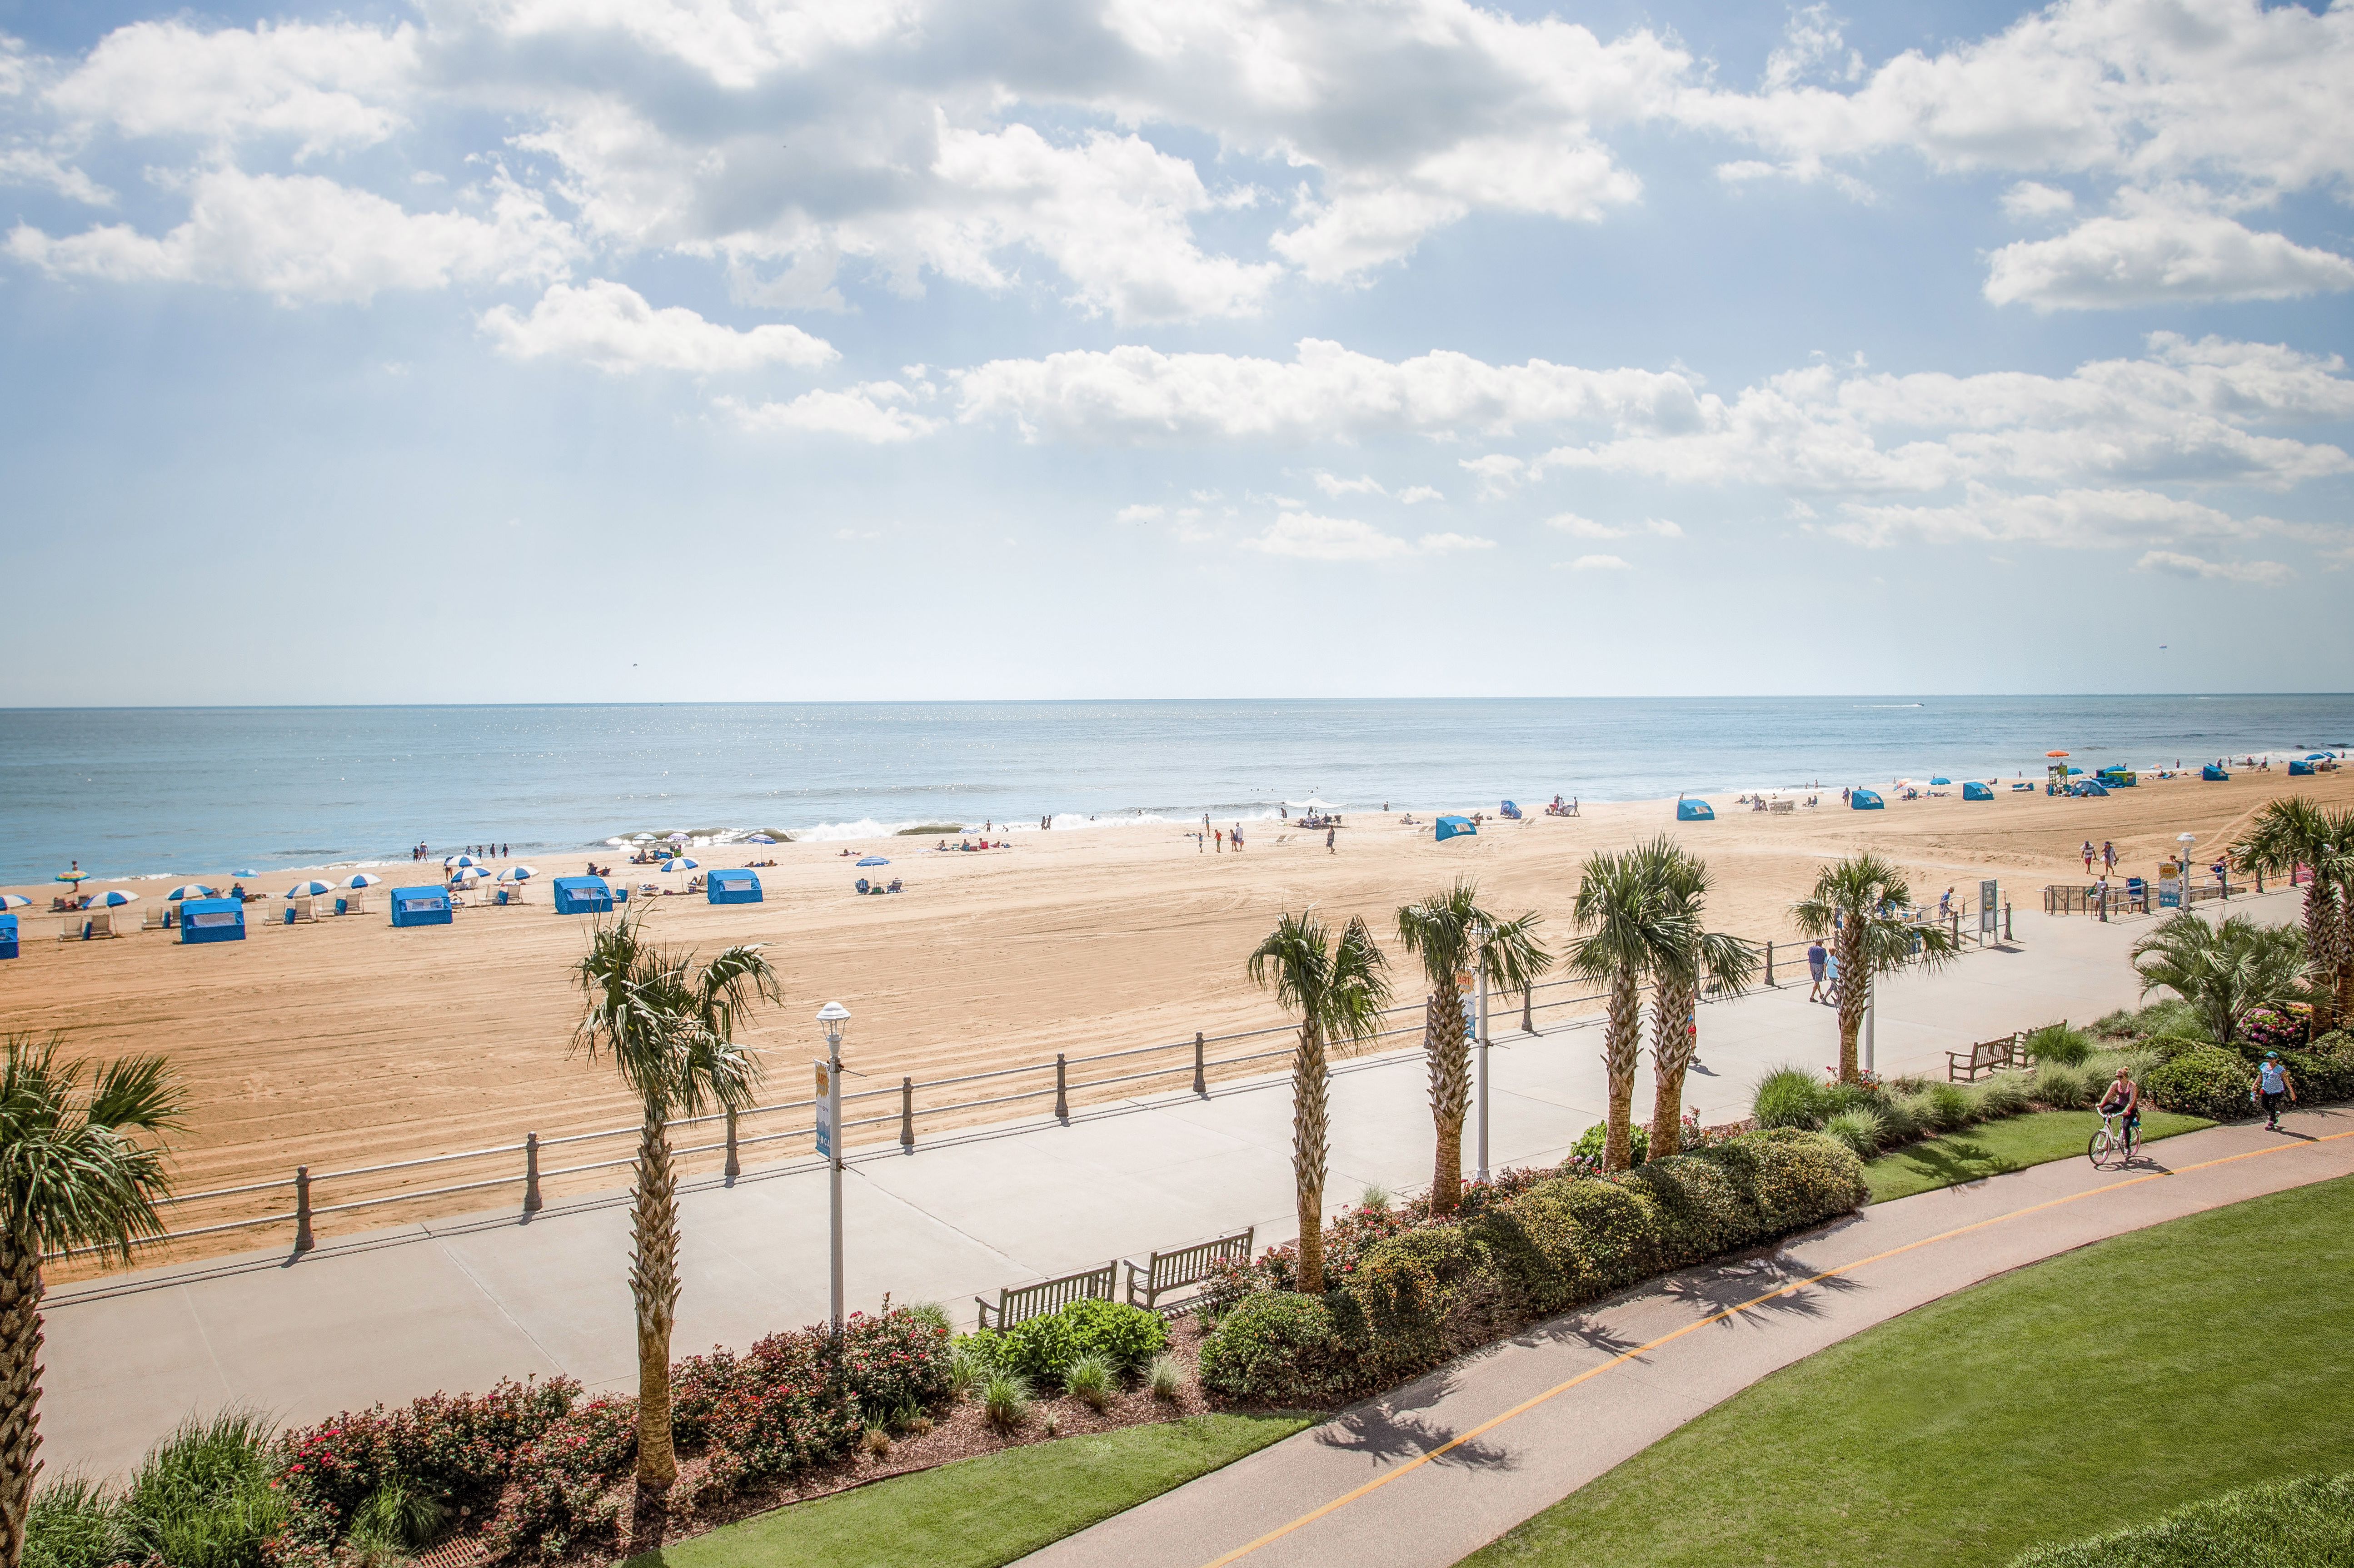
[631,1413,1311,1568]
[1462,1173,2354,1568]
[1863,1107,2213,1203]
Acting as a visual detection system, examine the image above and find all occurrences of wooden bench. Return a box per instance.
[1948,1033,2022,1082]
[1769,800,1795,814]
[1124,1227,1255,1314]
[975,1259,1118,1330]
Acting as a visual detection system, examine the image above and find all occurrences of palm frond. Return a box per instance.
[0,1033,181,1259]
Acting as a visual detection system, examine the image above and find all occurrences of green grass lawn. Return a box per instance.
[1863,1107,2214,1202]
[630,1413,1312,1568]
[1462,1173,2354,1568]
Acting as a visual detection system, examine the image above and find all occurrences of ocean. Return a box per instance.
[4,696,2350,882]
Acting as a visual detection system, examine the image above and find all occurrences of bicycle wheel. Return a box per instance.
[2088,1128,2115,1167]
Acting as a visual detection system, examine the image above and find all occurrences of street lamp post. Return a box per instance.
[816,1001,850,1335]
[2176,832,2197,912]
[1473,924,1491,1185]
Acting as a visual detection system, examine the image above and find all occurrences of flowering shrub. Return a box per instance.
[481,1395,637,1563]
[2248,1004,2314,1052]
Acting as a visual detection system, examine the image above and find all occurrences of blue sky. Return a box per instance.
[4,0,2352,703]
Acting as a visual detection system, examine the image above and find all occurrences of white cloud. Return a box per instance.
[473,0,917,92]
[717,383,938,443]
[6,167,577,304]
[1762,4,1863,93]
[1397,485,1444,504]
[2000,180,2075,220]
[1564,553,1631,570]
[1985,190,2354,310]
[1237,512,1492,561]
[1546,513,1682,538]
[479,280,838,373]
[0,148,111,206]
[954,338,1704,443]
[2135,549,2289,584]
[1116,503,1165,523]
[50,20,418,159]
[1312,472,1387,497]
[1830,482,2312,551]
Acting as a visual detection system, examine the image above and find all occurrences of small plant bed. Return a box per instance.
[1462,1173,2354,1567]
[1861,1107,2213,1203]
[626,1414,1312,1568]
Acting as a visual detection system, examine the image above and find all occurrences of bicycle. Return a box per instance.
[2088,1107,2139,1168]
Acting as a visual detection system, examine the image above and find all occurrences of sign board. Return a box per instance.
[813,1060,835,1158]
[2158,861,2183,910]
[1979,879,1999,936]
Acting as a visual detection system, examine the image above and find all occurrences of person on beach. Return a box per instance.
[1232,823,1245,851]
[2081,841,2095,873]
[1215,828,1224,852]
[2102,840,2117,874]
[1326,826,1337,854]
[1938,887,1954,921]
[1807,940,1828,1002]
[2254,1051,2296,1129]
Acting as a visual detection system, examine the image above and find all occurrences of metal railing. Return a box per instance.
[41,910,2005,1265]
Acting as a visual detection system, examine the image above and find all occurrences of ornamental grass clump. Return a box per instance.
[1752,1065,1830,1130]
[1146,1356,1183,1402]
[1062,1355,1115,1413]
[2031,1060,2092,1110]
[1822,1106,1887,1159]
[1972,1073,2033,1120]
[117,1412,290,1568]
[23,1479,128,1568]
[2022,1022,2093,1066]
[981,1372,1032,1433]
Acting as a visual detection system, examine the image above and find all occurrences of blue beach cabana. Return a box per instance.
[706,868,763,905]
[178,897,246,945]
[1850,789,1885,810]
[1962,781,1994,801]
[2072,779,2110,797]
[1435,815,1476,841]
[2203,764,2230,782]
[1676,799,1715,821]
[0,913,16,961]
[2291,760,2315,776]
[389,886,453,927]
[552,876,615,915]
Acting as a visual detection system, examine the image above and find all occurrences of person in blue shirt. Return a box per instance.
[1806,940,1829,1004]
[2254,1051,2297,1130]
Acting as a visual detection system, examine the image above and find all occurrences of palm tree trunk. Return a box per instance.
[1836,922,1865,1083]
[629,1107,680,1531]
[1426,991,1469,1214]
[1601,967,1642,1172]
[2330,879,2354,1031]
[1649,978,1696,1158]
[2305,880,2339,1034]
[0,1232,44,1568]
[1292,1022,1329,1296]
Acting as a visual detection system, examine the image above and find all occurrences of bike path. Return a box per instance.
[1017,1108,2354,1568]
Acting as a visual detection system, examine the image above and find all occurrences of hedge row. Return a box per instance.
[267,1306,950,1566]
[1198,1129,1867,1405]
[2145,1033,2354,1122]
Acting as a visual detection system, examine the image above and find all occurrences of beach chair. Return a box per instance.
[855,877,871,894]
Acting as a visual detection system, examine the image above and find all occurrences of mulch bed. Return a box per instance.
[419,1319,1220,1568]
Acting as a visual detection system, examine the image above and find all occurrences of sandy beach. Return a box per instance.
[3,768,2339,1272]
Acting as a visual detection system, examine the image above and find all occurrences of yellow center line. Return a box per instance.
[1199,1124,2354,1568]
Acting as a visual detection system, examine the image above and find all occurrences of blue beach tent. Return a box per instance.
[0,913,16,961]
[552,876,614,915]
[178,897,245,945]
[2072,780,2110,797]
[1435,815,1477,841]
[1962,781,1994,801]
[1676,799,1715,821]
[2290,760,2315,776]
[389,886,453,927]
[706,868,763,905]
[1850,789,1885,810]
[1929,776,1951,786]
[2203,764,2230,782]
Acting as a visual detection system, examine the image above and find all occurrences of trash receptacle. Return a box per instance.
[335,898,349,916]
[284,906,296,925]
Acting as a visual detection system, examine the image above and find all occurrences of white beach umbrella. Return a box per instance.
[667,831,690,845]
[660,857,699,873]
[444,854,479,868]
[164,884,218,901]
[344,873,384,889]
[449,866,487,883]
[86,890,140,907]
[0,894,30,910]
[287,881,334,898]
[499,866,539,881]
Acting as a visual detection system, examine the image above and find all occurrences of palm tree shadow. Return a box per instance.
[1313,1403,1516,1471]
[1888,1138,2003,1188]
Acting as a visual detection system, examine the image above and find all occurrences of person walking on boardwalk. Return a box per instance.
[2255,1051,2297,1130]
[1806,939,1828,1003]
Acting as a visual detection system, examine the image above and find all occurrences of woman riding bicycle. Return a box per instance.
[2097,1065,2142,1157]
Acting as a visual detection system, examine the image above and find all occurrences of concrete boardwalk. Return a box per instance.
[1021,1108,2354,1568]
[40,893,2295,1478]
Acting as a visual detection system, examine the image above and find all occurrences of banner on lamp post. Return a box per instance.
[814,1060,835,1158]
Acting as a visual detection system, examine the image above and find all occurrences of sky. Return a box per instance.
[3,0,2352,704]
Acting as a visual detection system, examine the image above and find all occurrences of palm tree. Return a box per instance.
[0,1035,182,1568]
[574,916,776,1532]
[1566,842,1696,1172]
[1792,852,1963,1084]
[2131,911,2306,1045]
[1395,880,1551,1215]
[2231,797,2346,1032]
[1645,848,1760,1159]
[1247,911,1391,1296]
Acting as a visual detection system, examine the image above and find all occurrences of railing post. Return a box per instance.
[1192,1032,1207,1097]
[1054,1053,1068,1121]
[900,1075,915,1152]
[1766,940,1775,986]
[293,1165,314,1254]
[723,1106,741,1183]
[2004,901,2012,942]
[524,1132,543,1214]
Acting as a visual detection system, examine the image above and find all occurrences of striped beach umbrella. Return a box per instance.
[0,895,31,910]
[165,885,218,901]
[235,869,259,878]
[444,854,479,868]
[286,881,334,898]
[86,890,140,907]
[55,869,86,884]
[499,866,538,881]
[660,857,698,873]
[344,873,384,889]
